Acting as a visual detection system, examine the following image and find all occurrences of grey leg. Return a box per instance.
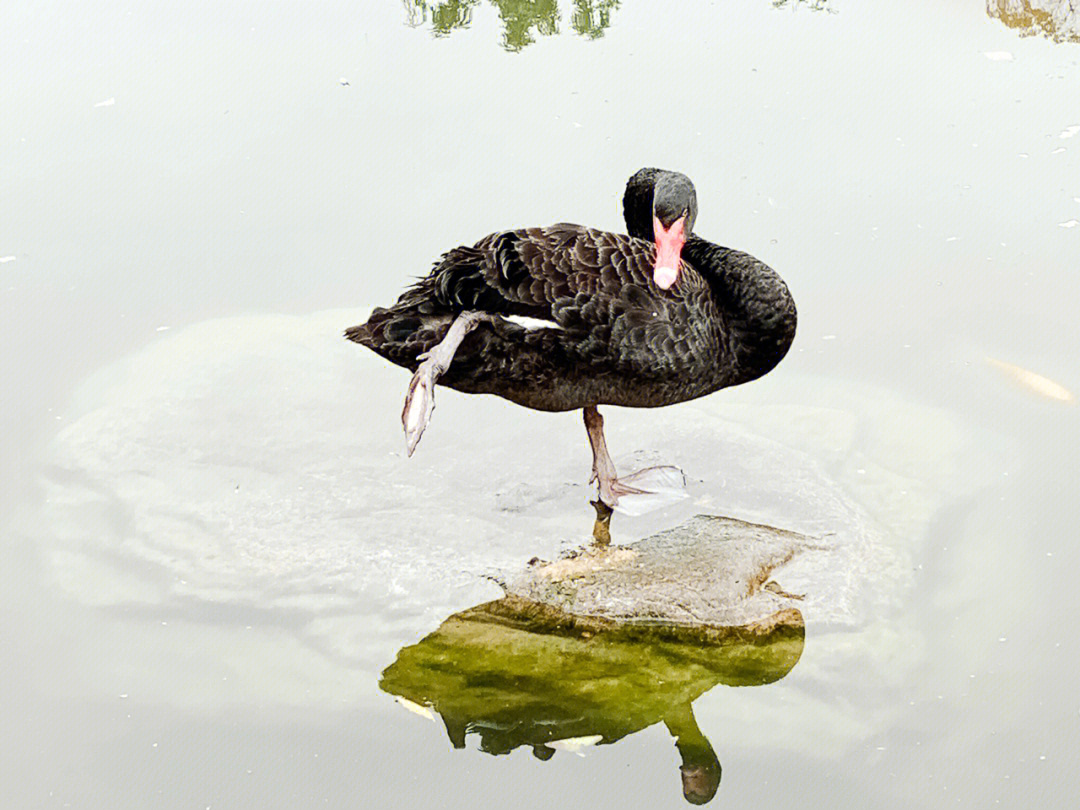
[584,405,648,508]
[402,311,488,456]
[583,405,689,517]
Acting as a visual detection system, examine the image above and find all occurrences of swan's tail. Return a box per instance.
[345,307,452,371]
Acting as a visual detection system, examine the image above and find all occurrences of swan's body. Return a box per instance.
[346,168,796,521]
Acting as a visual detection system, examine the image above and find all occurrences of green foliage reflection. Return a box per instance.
[572,0,621,39]
[403,0,479,36]
[772,0,832,10]
[402,1,840,50]
[492,0,560,51]
[986,0,1080,43]
[403,0,621,50]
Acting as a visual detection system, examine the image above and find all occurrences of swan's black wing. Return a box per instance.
[387,223,646,320]
[347,223,718,389]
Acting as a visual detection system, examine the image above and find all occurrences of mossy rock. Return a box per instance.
[504,515,810,631]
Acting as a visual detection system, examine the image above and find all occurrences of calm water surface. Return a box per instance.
[3,1,1079,807]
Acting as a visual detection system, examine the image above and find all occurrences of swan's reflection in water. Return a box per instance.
[380,596,804,804]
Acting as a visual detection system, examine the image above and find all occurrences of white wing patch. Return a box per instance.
[501,314,565,331]
[393,696,436,721]
[548,735,603,756]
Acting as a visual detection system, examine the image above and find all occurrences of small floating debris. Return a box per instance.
[983,51,1014,61]
[548,735,603,757]
[1059,219,1079,229]
[1052,147,1067,154]
[338,77,350,86]
[986,357,1075,403]
[394,696,436,721]
[1059,126,1080,139]
[94,97,115,108]
[0,256,15,263]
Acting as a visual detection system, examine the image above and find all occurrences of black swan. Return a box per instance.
[346,168,796,521]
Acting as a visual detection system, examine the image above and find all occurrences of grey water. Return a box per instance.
[2,1,1079,807]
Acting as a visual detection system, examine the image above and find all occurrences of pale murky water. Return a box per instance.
[3,2,1079,808]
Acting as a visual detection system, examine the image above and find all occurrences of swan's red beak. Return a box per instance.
[652,214,686,290]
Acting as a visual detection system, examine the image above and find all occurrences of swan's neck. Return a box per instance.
[682,235,797,382]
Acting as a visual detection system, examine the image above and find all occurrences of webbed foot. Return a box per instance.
[598,465,689,516]
[402,352,438,456]
[399,311,490,456]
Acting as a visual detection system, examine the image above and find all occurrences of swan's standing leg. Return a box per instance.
[584,406,628,507]
[403,310,489,456]
[583,405,689,518]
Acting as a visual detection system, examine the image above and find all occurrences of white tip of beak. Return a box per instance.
[654,266,678,290]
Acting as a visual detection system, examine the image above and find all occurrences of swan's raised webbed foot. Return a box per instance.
[583,405,689,516]
[402,311,489,456]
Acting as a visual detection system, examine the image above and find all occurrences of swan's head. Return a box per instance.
[623,168,698,290]
[676,732,721,805]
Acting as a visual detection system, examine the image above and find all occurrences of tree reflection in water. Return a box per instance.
[403,0,619,50]
[401,1,842,50]
[401,1,840,50]
[772,0,833,10]
[403,0,479,37]
[986,0,1080,43]
[572,0,621,39]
